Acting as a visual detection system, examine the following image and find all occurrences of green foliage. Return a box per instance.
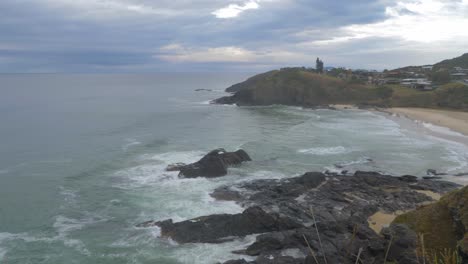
[393,186,468,263]
[376,86,394,99]
[229,68,468,111]
[431,70,451,84]
[434,53,468,71]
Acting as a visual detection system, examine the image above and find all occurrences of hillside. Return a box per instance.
[215,68,394,107]
[214,68,468,111]
[434,53,468,71]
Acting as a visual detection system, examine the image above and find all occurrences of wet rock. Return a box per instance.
[175,149,251,178]
[399,175,418,183]
[222,260,250,264]
[381,224,418,264]
[142,207,302,243]
[165,163,186,171]
[214,171,460,263]
[141,169,461,263]
[195,88,213,92]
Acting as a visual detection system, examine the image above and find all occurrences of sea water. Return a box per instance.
[1,73,468,264]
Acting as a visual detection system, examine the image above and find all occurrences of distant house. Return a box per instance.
[451,72,467,80]
[412,82,433,91]
[422,65,433,71]
[400,78,433,90]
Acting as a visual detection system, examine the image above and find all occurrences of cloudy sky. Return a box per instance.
[1,0,467,73]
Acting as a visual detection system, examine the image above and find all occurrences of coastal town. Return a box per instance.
[323,59,468,91]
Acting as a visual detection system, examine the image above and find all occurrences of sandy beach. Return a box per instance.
[384,108,468,137]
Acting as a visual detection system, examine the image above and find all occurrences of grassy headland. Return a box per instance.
[215,68,468,111]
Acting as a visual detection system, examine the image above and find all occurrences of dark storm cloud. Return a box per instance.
[0,0,467,72]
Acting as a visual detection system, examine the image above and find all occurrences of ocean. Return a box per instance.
[1,73,468,264]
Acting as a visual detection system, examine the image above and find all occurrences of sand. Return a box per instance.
[385,108,468,136]
[367,210,405,234]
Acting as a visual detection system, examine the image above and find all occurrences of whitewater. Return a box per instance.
[1,73,467,264]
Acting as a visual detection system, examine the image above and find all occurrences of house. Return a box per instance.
[412,81,433,91]
[422,65,433,71]
[400,78,428,86]
[400,78,433,90]
[451,72,467,80]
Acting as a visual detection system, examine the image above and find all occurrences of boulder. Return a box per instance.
[174,149,251,178]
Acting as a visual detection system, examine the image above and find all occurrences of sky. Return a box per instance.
[0,0,467,73]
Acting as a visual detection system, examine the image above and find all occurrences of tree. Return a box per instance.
[431,70,451,84]
[316,57,324,74]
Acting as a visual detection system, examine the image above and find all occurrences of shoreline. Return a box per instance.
[380,107,468,137]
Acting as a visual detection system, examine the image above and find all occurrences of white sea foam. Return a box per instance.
[421,122,467,137]
[197,100,212,105]
[339,156,373,167]
[174,235,257,264]
[0,232,58,260]
[443,149,468,172]
[51,215,107,256]
[113,151,206,189]
[298,146,352,156]
[122,138,142,151]
[281,248,306,258]
[59,186,79,206]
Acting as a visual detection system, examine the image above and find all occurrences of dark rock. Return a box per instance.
[422,176,443,180]
[143,206,302,243]
[293,172,326,189]
[399,175,418,183]
[245,235,284,256]
[143,169,461,263]
[222,260,250,264]
[381,224,418,264]
[210,187,243,201]
[214,171,460,263]
[176,149,251,178]
[195,88,213,92]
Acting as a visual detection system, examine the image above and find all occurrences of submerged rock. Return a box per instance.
[168,148,251,178]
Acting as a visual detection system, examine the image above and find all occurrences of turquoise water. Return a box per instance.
[1,74,468,264]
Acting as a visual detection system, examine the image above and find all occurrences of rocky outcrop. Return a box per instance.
[166,149,251,178]
[213,68,382,107]
[137,206,302,244]
[214,67,468,111]
[213,171,458,263]
[139,169,460,263]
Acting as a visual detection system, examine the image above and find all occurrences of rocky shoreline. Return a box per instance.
[138,149,463,264]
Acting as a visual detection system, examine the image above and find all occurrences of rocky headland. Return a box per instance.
[138,149,468,264]
[213,68,468,111]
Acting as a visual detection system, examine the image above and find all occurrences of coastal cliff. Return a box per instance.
[214,68,468,111]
